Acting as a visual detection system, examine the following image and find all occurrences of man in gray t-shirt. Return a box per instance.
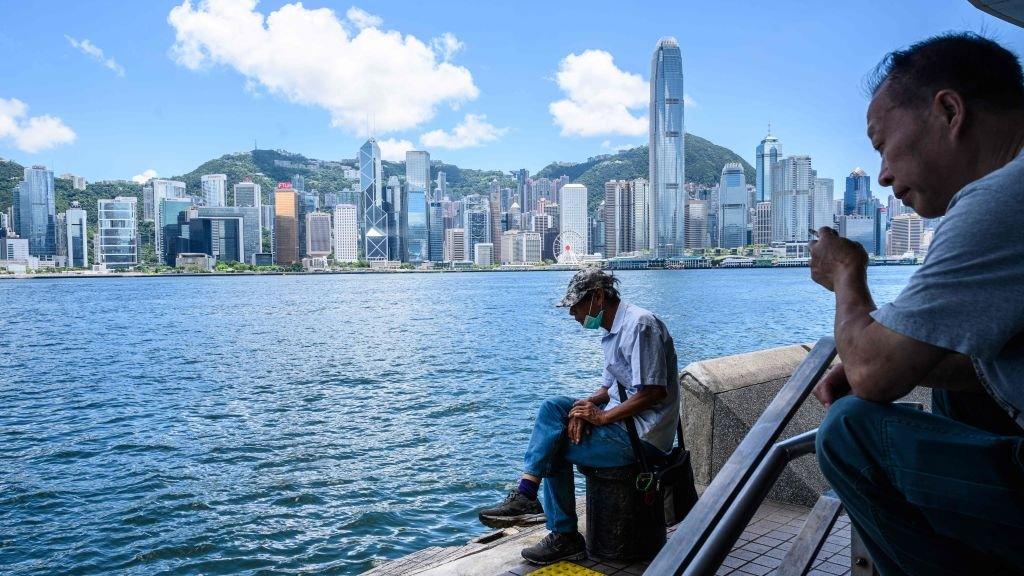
[809,34,1024,575]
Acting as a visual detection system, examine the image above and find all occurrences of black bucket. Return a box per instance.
[578,464,666,562]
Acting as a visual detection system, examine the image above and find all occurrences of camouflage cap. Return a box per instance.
[556,267,618,307]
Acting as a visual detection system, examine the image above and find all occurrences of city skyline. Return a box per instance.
[1,0,1020,189]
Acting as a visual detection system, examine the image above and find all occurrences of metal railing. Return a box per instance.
[645,337,837,576]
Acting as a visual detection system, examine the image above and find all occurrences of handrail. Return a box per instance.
[645,337,837,576]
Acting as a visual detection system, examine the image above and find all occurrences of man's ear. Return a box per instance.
[933,89,966,139]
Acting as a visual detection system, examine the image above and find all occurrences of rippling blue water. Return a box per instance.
[0,267,916,575]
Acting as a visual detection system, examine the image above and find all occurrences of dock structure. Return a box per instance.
[369,340,891,576]
[365,498,853,576]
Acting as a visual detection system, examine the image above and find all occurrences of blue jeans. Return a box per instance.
[523,396,637,533]
[817,390,1024,575]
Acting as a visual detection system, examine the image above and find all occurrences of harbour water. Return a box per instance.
[0,267,916,575]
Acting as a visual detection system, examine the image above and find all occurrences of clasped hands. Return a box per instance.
[567,399,607,444]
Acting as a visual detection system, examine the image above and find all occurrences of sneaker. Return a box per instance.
[478,490,545,528]
[521,531,586,565]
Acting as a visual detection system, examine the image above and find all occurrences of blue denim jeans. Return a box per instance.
[817,390,1024,575]
[523,395,637,533]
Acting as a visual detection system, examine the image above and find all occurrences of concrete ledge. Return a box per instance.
[681,343,929,506]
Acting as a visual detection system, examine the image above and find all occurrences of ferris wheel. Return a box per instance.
[554,231,586,265]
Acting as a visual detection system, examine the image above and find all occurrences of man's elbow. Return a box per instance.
[845,364,913,403]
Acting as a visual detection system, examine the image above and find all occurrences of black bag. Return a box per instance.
[616,382,699,526]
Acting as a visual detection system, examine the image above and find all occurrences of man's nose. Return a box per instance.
[878,158,894,187]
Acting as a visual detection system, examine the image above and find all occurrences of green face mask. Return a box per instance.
[583,296,604,330]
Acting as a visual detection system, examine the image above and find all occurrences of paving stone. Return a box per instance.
[736,561,774,576]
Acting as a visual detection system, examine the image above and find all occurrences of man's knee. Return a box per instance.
[816,396,887,477]
[537,396,573,420]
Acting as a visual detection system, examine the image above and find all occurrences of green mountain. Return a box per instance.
[534,133,755,209]
[0,131,754,224]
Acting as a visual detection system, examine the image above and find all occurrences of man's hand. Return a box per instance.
[569,400,607,426]
[813,363,852,409]
[567,417,591,444]
[810,227,869,292]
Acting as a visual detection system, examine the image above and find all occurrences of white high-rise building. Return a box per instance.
[559,183,589,256]
[771,155,814,243]
[890,213,924,256]
[754,201,773,246]
[444,228,466,262]
[201,174,228,208]
[649,37,685,258]
[332,204,358,262]
[684,199,707,250]
[812,177,835,230]
[144,179,187,222]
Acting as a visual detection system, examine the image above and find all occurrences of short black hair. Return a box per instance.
[868,32,1024,111]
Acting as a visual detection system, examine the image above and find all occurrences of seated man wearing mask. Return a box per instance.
[478,268,680,565]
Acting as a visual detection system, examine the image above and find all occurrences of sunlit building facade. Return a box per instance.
[14,165,56,258]
[360,138,389,260]
[274,185,299,265]
[201,174,227,208]
[718,163,747,249]
[97,197,138,268]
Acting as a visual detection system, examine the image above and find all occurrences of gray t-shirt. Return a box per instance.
[871,147,1024,428]
[600,302,681,453]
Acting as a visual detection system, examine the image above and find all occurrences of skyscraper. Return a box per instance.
[291,174,306,192]
[332,204,358,262]
[771,155,814,243]
[145,179,187,222]
[516,169,530,212]
[755,130,782,203]
[436,171,447,199]
[274,184,299,264]
[193,206,262,263]
[684,199,707,250]
[305,212,332,258]
[890,213,924,256]
[405,151,430,263]
[754,201,773,245]
[718,163,748,249]
[428,201,444,262]
[156,197,193,266]
[632,178,650,252]
[811,177,835,230]
[64,202,88,268]
[463,196,491,263]
[839,214,876,255]
[97,197,138,269]
[201,174,227,208]
[444,228,466,262]
[603,180,635,258]
[14,165,56,257]
[559,183,589,256]
[386,175,405,262]
[234,179,262,209]
[359,138,389,260]
[844,168,872,216]
[649,37,685,258]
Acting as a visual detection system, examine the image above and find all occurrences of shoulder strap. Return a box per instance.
[616,382,651,472]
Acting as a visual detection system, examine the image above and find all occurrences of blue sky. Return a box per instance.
[0,0,1021,187]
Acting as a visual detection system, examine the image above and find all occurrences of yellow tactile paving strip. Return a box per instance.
[530,561,603,575]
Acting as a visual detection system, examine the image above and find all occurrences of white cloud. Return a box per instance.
[66,36,125,77]
[420,114,506,149]
[549,49,697,138]
[376,138,414,161]
[167,0,479,135]
[345,7,381,30]
[0,98,76,154]
[550,50,647,137]
[132,169,158,184]
[431,32,463,62]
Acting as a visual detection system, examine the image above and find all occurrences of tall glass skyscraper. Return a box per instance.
[64,202,88,268]
[844,168,872,216]
[14,165,56,257]
[406,151,431,263]
[649,37,685,258]
[359,138,389,260]
[428,202,444,262]
[718,163,748,249]
[756,130,782,203]
[201,174,227,208]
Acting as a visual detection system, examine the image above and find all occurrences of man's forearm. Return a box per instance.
[832,268,878,377]
[600,388,665,424]
[587,387,610,405]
